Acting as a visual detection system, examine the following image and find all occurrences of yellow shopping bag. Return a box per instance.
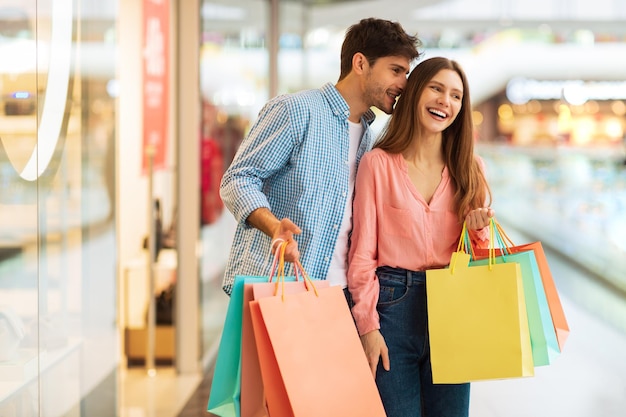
[426,220,534,383]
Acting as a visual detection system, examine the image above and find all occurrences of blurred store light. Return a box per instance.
[498,103,514,120]
[605,119,623,139]
[611,100,626,116]
[508,78,626,107]
[573,29,596,46]
[557,104,572,134]
[472,110,483,126]
[562,81,588,105]
[571,118,596,145]
[584,100,600,114]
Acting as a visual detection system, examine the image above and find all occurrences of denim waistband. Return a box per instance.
[375,266,426,286]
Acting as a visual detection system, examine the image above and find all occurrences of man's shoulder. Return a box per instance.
[274,85,327,105]
[280,87,328,107]
[279,83,345,109]
[269,84,344,126]
[257,88,325,125]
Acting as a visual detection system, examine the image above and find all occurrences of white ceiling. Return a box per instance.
[203,0,626,36]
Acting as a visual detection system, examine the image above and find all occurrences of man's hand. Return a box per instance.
[271,218,302,263]
[246,208,302,262]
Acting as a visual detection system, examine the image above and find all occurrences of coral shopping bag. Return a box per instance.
[241,262,329,417]
[249,262,386,417]
[426,221,534,383]
[207,245,296,417]
[240,283,269,417]
[475,221,570,352]
[470,222,564,364]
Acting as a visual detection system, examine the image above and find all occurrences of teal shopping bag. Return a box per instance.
[471,244,560,366]
[207,275,268,417]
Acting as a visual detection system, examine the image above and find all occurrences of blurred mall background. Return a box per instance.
[0,0,625,415]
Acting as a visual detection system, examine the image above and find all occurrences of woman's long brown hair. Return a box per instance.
[375,57,492,221]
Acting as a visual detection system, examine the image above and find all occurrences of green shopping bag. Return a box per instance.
[207,275,268,417]
[469,222,560,366]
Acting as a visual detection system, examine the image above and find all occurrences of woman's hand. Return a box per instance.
[360,329,390,378]
[465,207,494,230]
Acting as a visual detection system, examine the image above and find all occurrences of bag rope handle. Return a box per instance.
[271,241,318,300]
[294,260,319,296]
[456,221,468,254]
[488,217,496,270]
[456,218,516,271]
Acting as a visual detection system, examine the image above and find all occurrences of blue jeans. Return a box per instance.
[373,266,470,417]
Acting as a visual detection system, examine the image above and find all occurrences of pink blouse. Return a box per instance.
[347,148,489,335]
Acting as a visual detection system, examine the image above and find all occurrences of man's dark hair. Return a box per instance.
[339,17,422,80]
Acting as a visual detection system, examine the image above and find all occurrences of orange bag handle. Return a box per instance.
[267,239,286,281]
[294,260,319,296]
[268,239,304,282]
[272,241,319,300]
[495,221,516,248]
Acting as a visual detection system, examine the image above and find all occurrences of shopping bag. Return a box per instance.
[478,222,570,351]
[241,257,324,417]
[470,222,564,364]
[245,276,330,417]
[249,263,386,417]
[207,275,267,417]
[470,251,558,366]
[426,221,534,383]
[240,283,269,417]
[513,241,569,351]
[208,243,297,417]
[240,241,317,417]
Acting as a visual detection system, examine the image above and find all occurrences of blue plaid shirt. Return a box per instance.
[220,83,376,294]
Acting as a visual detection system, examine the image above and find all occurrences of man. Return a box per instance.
[220,18,422,295]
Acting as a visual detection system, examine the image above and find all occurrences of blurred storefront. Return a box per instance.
[0,0,270,414]
[483,78,626,148]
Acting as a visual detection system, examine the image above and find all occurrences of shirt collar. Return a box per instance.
[321,82,376,126]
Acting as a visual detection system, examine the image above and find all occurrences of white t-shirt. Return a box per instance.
[326,120,363,288]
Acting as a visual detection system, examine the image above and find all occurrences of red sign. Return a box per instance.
[142,0,170,172]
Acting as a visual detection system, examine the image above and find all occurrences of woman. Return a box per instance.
[347,57,493,417]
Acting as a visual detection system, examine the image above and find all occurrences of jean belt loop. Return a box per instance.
[406,269,413,287]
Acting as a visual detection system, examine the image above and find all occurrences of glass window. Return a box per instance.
[0,0,117,414]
